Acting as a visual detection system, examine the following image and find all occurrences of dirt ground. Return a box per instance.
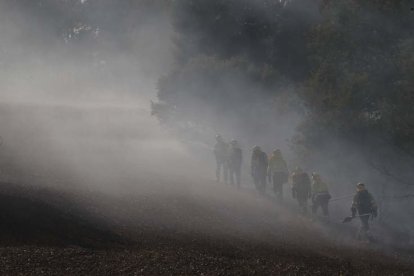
[0,181,413,275]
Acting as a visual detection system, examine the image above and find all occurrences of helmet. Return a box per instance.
[252,145,261,152]
[312,172,321,181]
[356,182,366,190]
[216,135,223,142]
[294,166,303,173]
[273,149,281,155]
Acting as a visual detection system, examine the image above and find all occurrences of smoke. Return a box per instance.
[0,0,201,193]
[0,2,323,252]
[153,0,414,249]
[0,2,294,241]
[0,0,412,257]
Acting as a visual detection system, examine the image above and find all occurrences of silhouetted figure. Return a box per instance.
[351,183,378,241]
[311,173,331,217]
[214,135,229,183]
[228,139,242,188]
[268,149,289,201]
[291,167,311,214]
[251,146,268,195]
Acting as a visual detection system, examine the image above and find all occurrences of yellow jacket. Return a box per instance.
[268,155,288,174]
[312,179,329,194]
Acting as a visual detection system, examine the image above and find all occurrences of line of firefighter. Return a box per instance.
[214,135,378,240]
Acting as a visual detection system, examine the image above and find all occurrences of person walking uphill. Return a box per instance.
[291,167,311,214]
[311,173,331,218]
[268,149,289,201]
[351,183,378,241]
[214,135,229,184]
[251,146,268,195]
[228,140,242,188]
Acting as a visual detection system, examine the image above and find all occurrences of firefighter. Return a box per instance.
[251,146,268,195]
[213,135,229,184]
[291,167,311,214]
[268,149,289,201]
[311,173,331,217]
[228,139,242,188]
[351,183,378,240]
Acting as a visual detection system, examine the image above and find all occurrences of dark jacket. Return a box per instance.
[292,172,311,199]
[251,150,268,177]
[351,190,377,216]
[214,141,229,163]
[229,146,242,170]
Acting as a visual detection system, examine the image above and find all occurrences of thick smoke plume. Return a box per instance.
[0,0,412,256]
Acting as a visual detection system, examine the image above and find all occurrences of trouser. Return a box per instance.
[357,214,371,240]
[229,166,241,188]
[216,160,228,184]
[312,193,330,216]
[271,172,287,200]
[297,196,308,214]
[253,173,266,194]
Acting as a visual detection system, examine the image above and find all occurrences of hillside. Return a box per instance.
[0,181,412,275]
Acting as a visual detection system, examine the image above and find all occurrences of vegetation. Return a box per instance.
[153,0,414,186]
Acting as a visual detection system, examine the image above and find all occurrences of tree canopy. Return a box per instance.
[153,0,414,186]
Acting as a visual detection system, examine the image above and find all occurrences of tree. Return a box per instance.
[153,0,318,143]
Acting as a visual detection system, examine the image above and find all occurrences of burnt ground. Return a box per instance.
[0,181,413,275]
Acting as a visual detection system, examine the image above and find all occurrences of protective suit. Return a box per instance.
[291,168,311,214]
[311,173,331,217]
[214,135,229,183]
[228,140,242,188]
[351,183,378,240]
[268,149,289,200]
[251,146,268,194]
